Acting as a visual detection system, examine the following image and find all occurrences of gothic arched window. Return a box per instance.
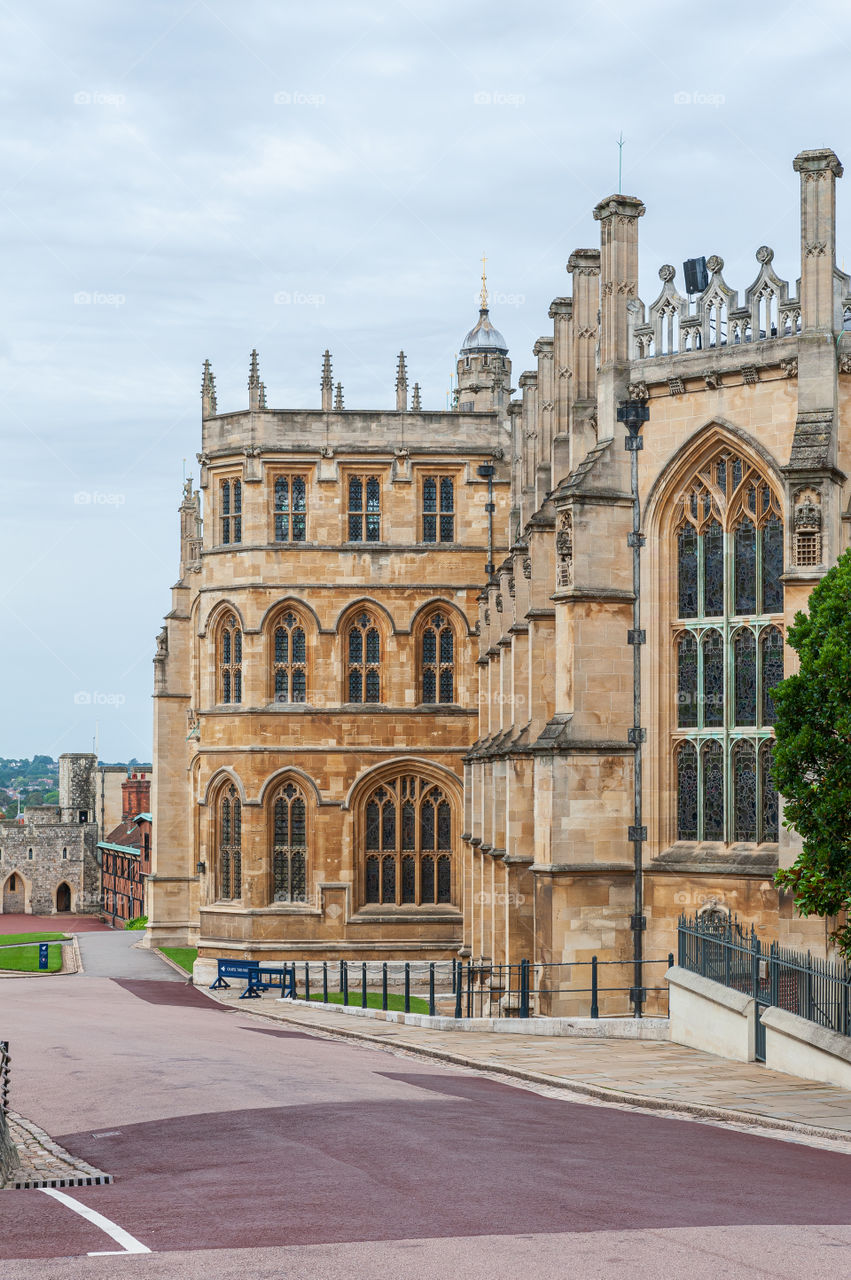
[347,612,381,703]
[274,611,306,703]
[673,448,783,844]
[220,614,242,704]
[363,776,454,906]
[219,784,242,900]
[421,612,455,703]
[272,782,307,903]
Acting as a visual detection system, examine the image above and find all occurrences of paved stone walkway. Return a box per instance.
[4,1113,110,1191]
[204,987,851,1148]
[76,930,183,981]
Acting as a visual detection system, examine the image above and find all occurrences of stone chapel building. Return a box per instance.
[148,305,511,969]
[150,146,847,986]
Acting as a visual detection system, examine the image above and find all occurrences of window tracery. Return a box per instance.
[363,775,453,906]
[674,446,783,844]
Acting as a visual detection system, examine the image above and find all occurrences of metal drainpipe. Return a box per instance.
[477,463,496,579]
[618,398,650,1018]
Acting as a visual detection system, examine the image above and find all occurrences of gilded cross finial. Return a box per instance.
[480,252,488,310]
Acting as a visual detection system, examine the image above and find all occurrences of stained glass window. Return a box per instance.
[221,478,242,545]
[422,475,456,542]
[220,614,242,705]
[734,518,757,614]
[347,614,381,703]
[761,627,784,726]
[703,520,724,616]
[361,778,454,907]
[422,613,455,704]
[702,741,724,841]
[421,855,435,903]
[274,475,307,542]
[381,855,395,904]
[348,475,381,541]
[678,526,698,618]
[219,785,241,900]
[676,743,698,841]
[365,855,380,903]
[762,515,784,613]
[702,630,724,729]
[734,630,757,726]
[401,855,416,903]
[760,743,779,841]
[272,782,308,902]
[273,613,306,703]
[733,741,757,842]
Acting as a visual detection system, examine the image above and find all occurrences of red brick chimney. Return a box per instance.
[122,772,151,823]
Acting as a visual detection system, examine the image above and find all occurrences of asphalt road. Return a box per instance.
[0,974,849,1278]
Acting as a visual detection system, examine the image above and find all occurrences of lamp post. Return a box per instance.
[617,397,650,1018]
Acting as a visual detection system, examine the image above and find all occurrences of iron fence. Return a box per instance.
[242,956,674,1019]
[678,914,851,1050]
[0,1041,9,1119]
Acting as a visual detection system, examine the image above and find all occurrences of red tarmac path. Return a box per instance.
[0,914,110,935]
[0,970,850,1278]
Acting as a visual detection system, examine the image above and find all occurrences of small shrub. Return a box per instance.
[125,915,148,931]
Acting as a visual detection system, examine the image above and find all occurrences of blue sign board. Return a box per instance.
[39,943,49,970]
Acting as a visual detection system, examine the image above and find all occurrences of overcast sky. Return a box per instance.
[1,0,849,761]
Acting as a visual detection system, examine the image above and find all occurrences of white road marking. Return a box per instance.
[38,1187,151,1256]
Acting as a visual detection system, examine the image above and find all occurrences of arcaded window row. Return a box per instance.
[219,474,456,546]
[214,775,454,909]
[216,609,458,706]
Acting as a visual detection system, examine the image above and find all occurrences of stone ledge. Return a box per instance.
[273,997,670,1038]
[762,1005,851,1089]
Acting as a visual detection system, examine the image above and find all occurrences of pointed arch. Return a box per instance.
[201,767,247,808]
[645,419,784,535]
[651,422,785,852]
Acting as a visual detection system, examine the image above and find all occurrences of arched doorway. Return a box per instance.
[2,874,25,913]
[56,882,72,913]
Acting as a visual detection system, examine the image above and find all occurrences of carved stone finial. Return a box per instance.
[248,349,262,409]
[411,382,422,411]
[334,382,344,410]
[627,381,648,402]
[659,264,676,282]
[395,351,408,411]
[706,255,724,275]
[756,245,774,264]
[201,359,217,416]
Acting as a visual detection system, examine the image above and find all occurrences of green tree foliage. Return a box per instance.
[773,549,851,955]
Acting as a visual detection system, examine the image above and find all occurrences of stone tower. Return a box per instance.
[455,267,512,413]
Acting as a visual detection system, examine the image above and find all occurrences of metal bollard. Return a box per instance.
[304,962,310,1004]
[429,963,436,1017]
[339,959,344,994]
[404,962,411,1013]
[362,961,368,1008]
[382,962,388,1011]
[342,960,349,1006]
[454,964,462,1018]
[323,960,328,1004]
[519,957,530,1020]
[590,956,599,1019]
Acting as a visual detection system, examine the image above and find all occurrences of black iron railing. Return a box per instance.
[678,913,851,1039]
[0,1041,9,1119]
[233,956,674,1019]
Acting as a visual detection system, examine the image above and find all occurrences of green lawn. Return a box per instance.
[307,990,430,1014]
[0,931,66,947]
[0,942,63,972]
[160,946,197,973]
